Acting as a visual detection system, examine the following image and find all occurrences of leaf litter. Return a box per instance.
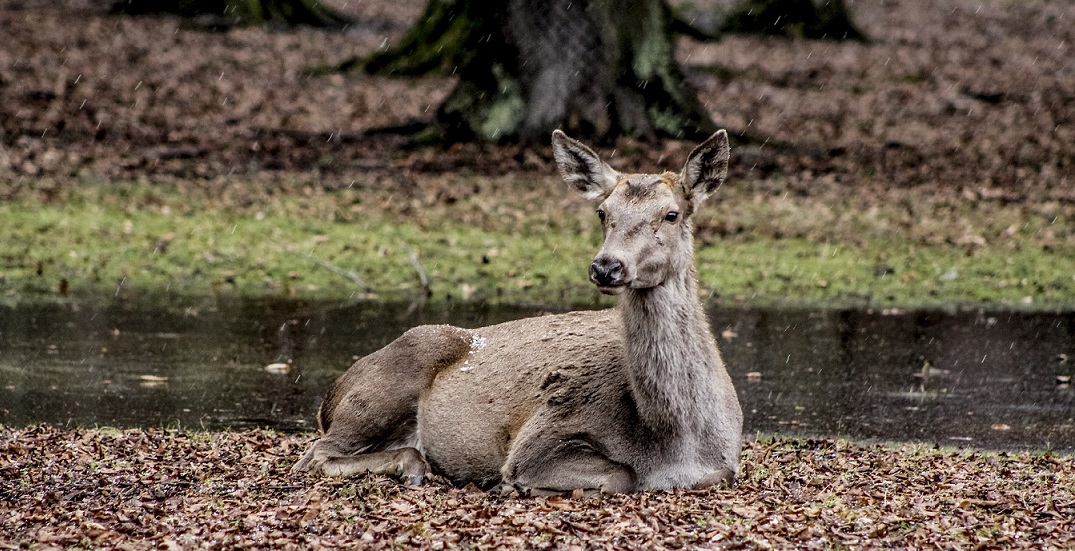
[0,0,1072,198]
[2,425,1072,549]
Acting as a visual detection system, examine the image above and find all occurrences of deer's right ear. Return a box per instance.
[552,130,619,200]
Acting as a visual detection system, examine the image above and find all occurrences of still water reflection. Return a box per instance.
[1,298,1072,452]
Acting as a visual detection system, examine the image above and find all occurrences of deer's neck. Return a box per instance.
[619,267,723,434]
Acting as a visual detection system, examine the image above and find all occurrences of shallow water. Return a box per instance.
[1,298,1072,452]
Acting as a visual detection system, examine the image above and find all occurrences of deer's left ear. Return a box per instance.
[680,129,729,204]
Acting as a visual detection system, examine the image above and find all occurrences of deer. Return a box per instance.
[292,129,743,494]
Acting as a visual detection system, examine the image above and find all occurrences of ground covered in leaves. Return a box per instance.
[2,426,1073,549]
[1,0,1074,307]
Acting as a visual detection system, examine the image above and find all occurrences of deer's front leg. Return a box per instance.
[502,437,637,495]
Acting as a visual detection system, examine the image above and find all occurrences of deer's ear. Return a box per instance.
[681,129,729,204]
[552,130,619,200]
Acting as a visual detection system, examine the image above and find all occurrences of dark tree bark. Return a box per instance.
[367,0,717,143]
[110,0,350,29]
[368,0,865,143]
[715,0,867,41]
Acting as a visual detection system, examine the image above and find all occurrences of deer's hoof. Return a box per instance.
[693,468,736,490]
[490,482,520,496]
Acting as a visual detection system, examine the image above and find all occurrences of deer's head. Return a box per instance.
[552,130,729,294]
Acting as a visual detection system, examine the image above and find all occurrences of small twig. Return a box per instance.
[290,250,373,293]
[265,485,307,492]
[402,243,431,296]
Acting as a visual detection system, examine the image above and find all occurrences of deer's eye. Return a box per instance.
[597,209,606,222]
[664,211,679,223]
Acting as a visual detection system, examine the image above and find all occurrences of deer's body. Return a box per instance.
[293,130,743,493]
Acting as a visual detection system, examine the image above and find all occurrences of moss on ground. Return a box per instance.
[2,176,1072,310]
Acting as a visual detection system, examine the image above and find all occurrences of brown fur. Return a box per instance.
[293,130,743,494]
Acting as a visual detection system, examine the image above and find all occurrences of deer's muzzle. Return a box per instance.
[590,256,625,292]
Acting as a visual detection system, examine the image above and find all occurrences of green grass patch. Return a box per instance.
[2,179,1073,310]
[699,238,1075,308]
[0,191,601,305]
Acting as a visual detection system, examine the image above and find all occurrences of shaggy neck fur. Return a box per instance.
[618,261,724,435]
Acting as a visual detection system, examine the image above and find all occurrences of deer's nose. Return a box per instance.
[590,257,624,287]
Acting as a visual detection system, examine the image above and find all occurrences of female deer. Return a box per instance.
[293,130,743,494]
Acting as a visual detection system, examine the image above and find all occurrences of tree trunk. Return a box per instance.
[366,0,717,143]
[110,0,350,29]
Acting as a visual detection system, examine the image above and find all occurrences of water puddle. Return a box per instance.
[1,299,1072,452]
